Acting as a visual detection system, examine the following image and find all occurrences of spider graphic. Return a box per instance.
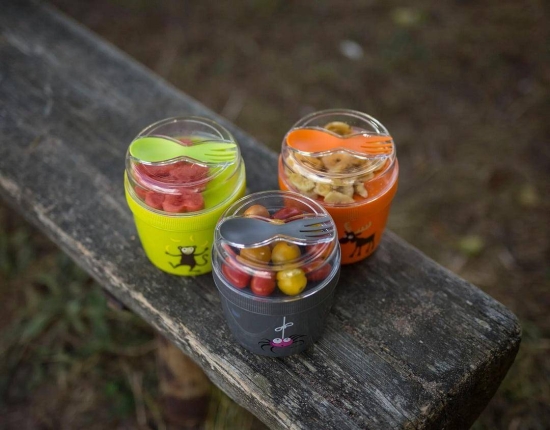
[258,334,306,353]
[258,316,306,353]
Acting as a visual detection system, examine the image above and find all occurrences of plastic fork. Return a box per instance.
[129,136,237,164]
[286,128,393,156]
[218,215,334,247]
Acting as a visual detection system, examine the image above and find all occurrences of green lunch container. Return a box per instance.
[124,116,246,276]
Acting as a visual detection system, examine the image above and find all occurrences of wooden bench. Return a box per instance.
[0,1,521,428]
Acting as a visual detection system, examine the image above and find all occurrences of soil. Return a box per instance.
[2,0,549,428]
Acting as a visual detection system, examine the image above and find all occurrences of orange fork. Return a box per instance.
[286,128,393,155]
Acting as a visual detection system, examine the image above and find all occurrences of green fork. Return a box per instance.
[129,136,237,164]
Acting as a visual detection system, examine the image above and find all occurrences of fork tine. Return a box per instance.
[304,233,334,239]
[205,149,237,157]
[299,225,333,232]
[206,155,235,161]
[301,217,332,227]
[205,153,236,159]
[359,148,393,154]
[360,144,393,149]
[360,145,393,150]
[301,225,334,232]
[207,148,237,153]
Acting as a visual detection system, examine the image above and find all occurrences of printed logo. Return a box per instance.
[258,316,305,353]
[339,221,374,259]
[165,245,209,272]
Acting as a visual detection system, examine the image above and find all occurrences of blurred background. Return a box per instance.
[1,0,548,428]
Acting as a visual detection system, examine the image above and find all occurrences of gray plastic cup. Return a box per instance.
[212,191,341,357]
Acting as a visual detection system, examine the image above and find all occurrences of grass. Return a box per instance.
[0,204,157,428]
[0,204,262,429]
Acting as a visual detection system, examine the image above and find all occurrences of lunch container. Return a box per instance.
[212,191,340,356]
[278,109,398,264]
[124,116,246,275]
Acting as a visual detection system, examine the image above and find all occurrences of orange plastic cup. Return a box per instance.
[278,109,399,264]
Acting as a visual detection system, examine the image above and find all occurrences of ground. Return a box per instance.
[1,0,549,429]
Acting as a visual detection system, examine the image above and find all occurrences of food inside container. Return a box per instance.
[126,118,241,215]
[213,191,340,298]
[123,116,246,276]
[280,113,396,206]
[278,109,399,265]
[212,191,341,356]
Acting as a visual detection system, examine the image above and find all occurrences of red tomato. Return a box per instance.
[251,274,276,296]
[306,243,332,259]
[222,263,250,289]
[272,207,303,221]
[305,263,332,281]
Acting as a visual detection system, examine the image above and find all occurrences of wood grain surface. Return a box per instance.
[0,1,520,428]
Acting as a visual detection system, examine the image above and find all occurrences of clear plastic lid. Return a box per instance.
[125,117,242,215]
[280,109,397,206]
[212,191,340,299]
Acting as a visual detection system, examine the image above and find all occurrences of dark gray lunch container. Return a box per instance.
[213,261,340,357]
[211,190,342,357]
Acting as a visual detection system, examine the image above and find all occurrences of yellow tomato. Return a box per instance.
[240,246,271,263]
[244,204,270,218]
[271,242,301,264]
[276,268,307,296]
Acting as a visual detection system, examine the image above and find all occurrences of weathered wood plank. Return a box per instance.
[0,1,520,429]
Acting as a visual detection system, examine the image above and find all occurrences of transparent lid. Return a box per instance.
[280,109,397,206]
[212,191,340,299]
[125,117,242,215]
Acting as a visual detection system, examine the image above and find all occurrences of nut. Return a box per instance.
[322,153,364,173]
[324,121,352,136]
[295,153,324,170]
[354,182,368,198]
[335,185,354,198]
[314,182,332,197]
[324,191,355,204]
[287,172,315,193]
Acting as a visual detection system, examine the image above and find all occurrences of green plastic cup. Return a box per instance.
[124,117,246,275]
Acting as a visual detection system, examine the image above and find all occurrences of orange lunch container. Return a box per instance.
[278,109,398,264]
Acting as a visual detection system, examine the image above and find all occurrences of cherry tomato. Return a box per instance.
[272,207,303,221]
[244,204,270,218]
[251,274,276,296]
[305,263,332,281]
[271,242,301,264]
[222,262,250,289]
[276,268,307,296]
[240,246,271,263]
[306,243,332,259]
